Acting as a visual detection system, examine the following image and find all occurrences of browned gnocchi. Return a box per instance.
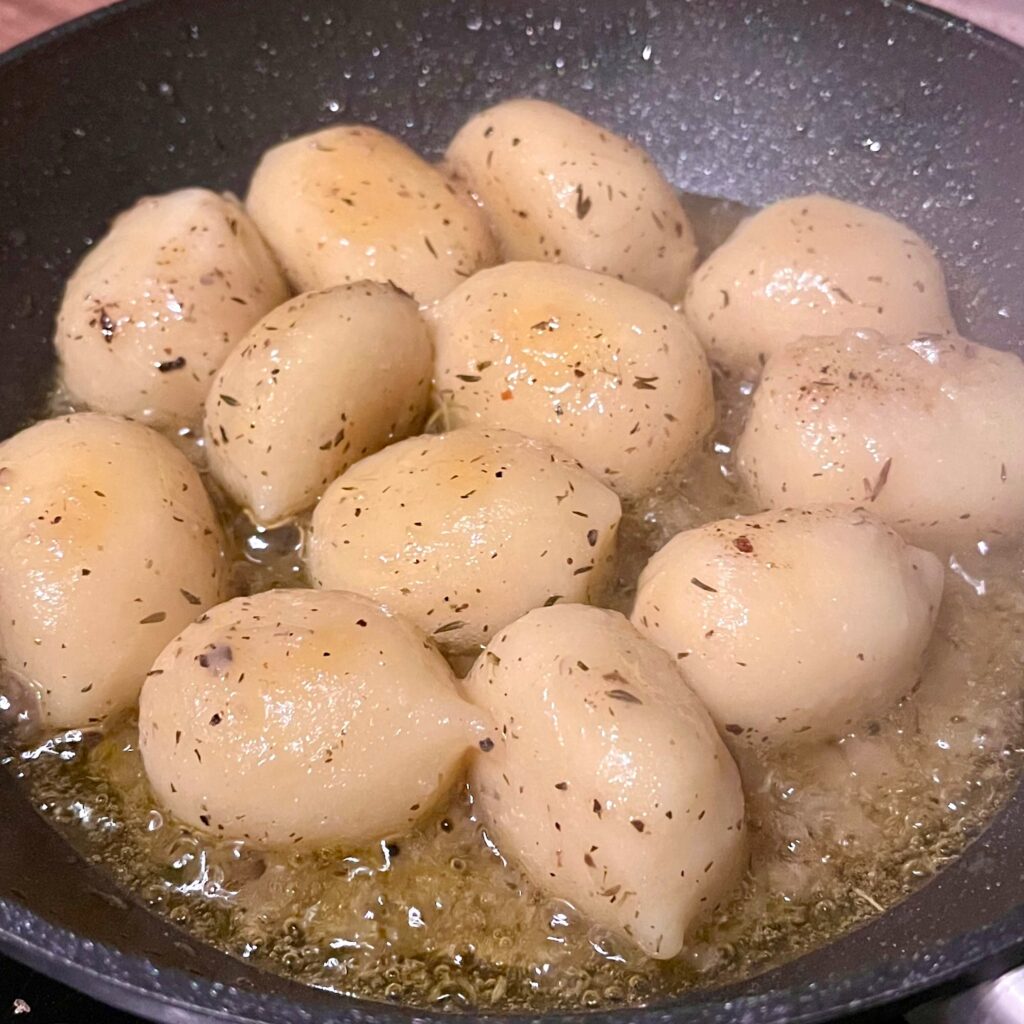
[431,261,714,498]
[0,413,227,728]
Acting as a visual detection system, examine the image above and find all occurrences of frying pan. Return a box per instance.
[1,0,1023,1020]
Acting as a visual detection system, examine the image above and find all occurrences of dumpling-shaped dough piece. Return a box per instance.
[684,194,955,375]
[464,604,745,959]
[431,262,713,498]
[631,507,944,743]
[246,125,497,303]
[139,589,485,848]
[445,98,697,302]
[308,429,621,655]
[737,330,1024,550]
[205,283,432,525]
[0,414,227,729]
[56,189,289,426]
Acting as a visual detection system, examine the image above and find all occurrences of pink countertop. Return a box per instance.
[935,0,1024,41]
[1,0,1023,52]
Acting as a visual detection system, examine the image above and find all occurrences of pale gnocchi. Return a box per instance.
[464,603,745,958]
[446,98,698,302]
[684,194,955,376]
[205,282,432,525]
[308,428,621,655]
[737,330,1024,550]
[631,507,944,743]
[56,188,289,426]
[139,588,485,847]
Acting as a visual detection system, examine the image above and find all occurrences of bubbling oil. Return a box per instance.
[5,195,1024,1011]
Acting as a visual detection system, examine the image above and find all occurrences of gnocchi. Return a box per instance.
[205,282,432,525]
[0,413,227,729]
[464,603,745,958]
[247,125,497,303]
[308,428,621,655]
[431,261,714,498]
[684,194,955,376]
[139,588,485,847]
[446,98,697,302]
[737,330,1024,550]
[56,189,289,426]
[631,507,944,743]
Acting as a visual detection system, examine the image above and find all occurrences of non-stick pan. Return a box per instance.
[1,1,1023,1021]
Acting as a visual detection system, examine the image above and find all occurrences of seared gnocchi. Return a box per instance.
[247,125,497,303]
[56,189,289,426]
[308,428,621,655]
[631,507,943,743]
[446,98,697,302]
[431,261,714,498]
[0,413,227,729]
[464,603,745,958]
[205,282,432,525]
[139,588,485,847]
